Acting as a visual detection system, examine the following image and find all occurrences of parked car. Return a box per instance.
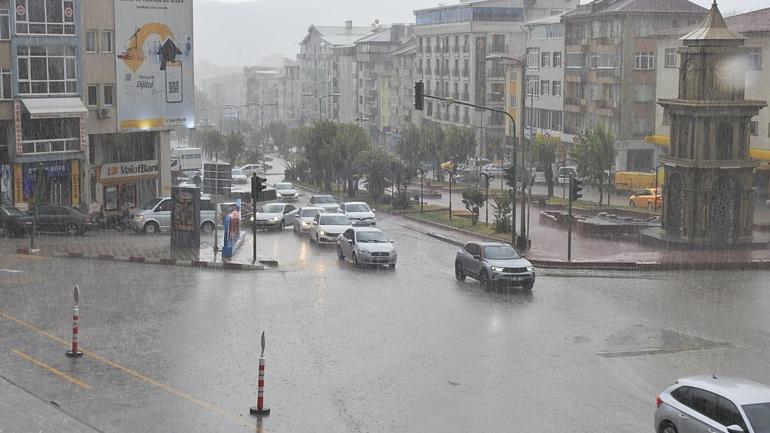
[130,197,217,234]
[309,194,342,213]
[274,182,299,201]
[629,188,662,209]
[239,164,265,177]
[556,166,578,184]
[254,203,296,230]
[290,206,324,233]
[0,206,33,237]
[30,205,89,236]
[342,201,376,226]
[454,242,535,290]
[231,174,249,188]
[337,227,396,269]
[655,375,770,433]
[309,213,351,245]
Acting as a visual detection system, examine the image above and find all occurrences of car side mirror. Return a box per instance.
[372,209,376,212]
[390,240,395,244]
[726,426,744,433]
[473,255,481,260]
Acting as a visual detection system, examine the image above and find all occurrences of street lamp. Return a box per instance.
[480,172,491,226]
[417,168,426,213]
[301,93,340,121]
[443,167,454,221]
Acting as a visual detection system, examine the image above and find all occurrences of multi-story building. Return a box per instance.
[276,59,301,127]
[561,0,705,172]
[413,0,577,159]
[298,21,371,123]
[197,72,247,132]
[1,0,193,211]
[652,7,770,198]
[386,37,417,148]
[353,23,413,145]
[243,59,302,129]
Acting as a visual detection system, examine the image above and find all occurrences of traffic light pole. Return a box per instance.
[567,186,572,263]
[251,173,267,263]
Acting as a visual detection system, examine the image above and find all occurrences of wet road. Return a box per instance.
[3,199,770,432]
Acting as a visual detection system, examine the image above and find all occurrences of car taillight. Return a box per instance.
[656,395,663,408]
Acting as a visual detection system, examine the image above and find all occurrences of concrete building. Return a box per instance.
[413,0,577,160]
[0,0,192,212]
[653,7,770,197]
[197,72,246,132]
[353,23,413,145]
[243,59,302,130]
[298,22,371,123]
[561,0,705,172]
[386,37,417,148]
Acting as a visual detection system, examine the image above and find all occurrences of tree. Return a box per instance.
[422,124,446,180]
[198,129,224,159]
[396,124,423,164]
[532,133,560,197]
[445,125,476,165]
[224,132,245,166]
[362,147,396,201]
[572,126,616,206]
[491,192,512,234]
[306,120,338,190]
[333,124,371,197]
[461,188,485,225]
[266,122,290,156]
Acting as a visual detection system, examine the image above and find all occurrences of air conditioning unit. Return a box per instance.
[98,107,112,118]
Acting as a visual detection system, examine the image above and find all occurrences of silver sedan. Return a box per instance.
[337,227,397,269]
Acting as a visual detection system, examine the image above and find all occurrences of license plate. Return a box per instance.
[511,276,524,281]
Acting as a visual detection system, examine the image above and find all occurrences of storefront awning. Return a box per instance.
[21,97,88,119]
[645,135,671,146]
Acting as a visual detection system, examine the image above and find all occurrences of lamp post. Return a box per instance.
[480,172,491,226]
[417,168,426,213]
[301,93,340,121]
[444,168,454,221]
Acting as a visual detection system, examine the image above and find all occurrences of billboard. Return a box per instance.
[116,0,194,131]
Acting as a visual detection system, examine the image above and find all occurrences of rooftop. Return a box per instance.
[301,24,372,47]
[682,1,743,41]
[658,6,770,37]
[564,0,705,18]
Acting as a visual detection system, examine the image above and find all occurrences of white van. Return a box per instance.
[129,197,217,234]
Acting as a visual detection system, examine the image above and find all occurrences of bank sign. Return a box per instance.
[99,160,159,182]
[115,0,194,131]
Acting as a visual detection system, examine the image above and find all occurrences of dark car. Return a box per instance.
[454,241,535,290]
[30,205,89,236]
[0,206,33,237]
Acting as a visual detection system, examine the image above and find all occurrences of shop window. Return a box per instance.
[21,115,80,154]
[15,0,76,35]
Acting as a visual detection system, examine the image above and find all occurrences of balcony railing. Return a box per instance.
[597,100,619,109]
[565,67,587,77]
[596,68,621,78]
[564,96,583,106]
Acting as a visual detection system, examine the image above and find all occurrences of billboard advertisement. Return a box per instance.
[116,0,194,131]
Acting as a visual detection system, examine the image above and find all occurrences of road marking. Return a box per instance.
[0,268,24,273]
[11,349,91,390]
[0,309,258,430]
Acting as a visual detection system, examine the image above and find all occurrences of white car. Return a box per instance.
[290,206,324,233]
[239,163,265,177]
[231,174,249,189]
[274,182,298,201]
[343,201,376,226]
[309,194,342,213]
[337,227,396,269]
[254,203,296,230]
[309,213,351,244]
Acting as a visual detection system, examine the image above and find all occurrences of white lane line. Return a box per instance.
[0,269,23,273]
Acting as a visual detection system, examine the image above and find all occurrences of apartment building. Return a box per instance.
[353,23,412,145]
[561,0,705,172]
[243,59,302,129]
[0,0,192,212]
[413,0,576,159]
[298,21,370,123]
[653,7,770,197]
[386,37,417,148]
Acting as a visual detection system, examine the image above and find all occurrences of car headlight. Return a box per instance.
[134,215,144,221]
[491,266,505,272]
[301,221,310,226]
[250,216,255,222]
[319,230,326,235]
[527,266,535,272]
[271,217,280,221]
[359,249,370,254]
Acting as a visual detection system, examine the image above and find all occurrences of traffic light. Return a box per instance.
[569,177,583,202]
[251,174,267,201]
[414,81,424,111]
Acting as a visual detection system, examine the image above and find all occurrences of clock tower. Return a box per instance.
[655,1,767,246]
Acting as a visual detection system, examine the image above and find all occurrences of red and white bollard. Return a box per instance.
[66,285,83,358]
[250,331,270,416]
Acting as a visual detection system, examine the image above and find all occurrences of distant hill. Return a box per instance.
[193,0,434,67]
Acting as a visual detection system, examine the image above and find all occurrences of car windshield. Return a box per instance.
[345,203,370,213]
[300,208,320,217]
[357,231,388,243]
[276,183,294,190]
[483,245,520,260]
[320,215,349,225]
[140,198,162,210]
[231,169,242,176]
[261,204,284,213]
[743,403,770,433]
[312,196,336,204]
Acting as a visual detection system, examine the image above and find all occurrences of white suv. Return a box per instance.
[342,201,376,226]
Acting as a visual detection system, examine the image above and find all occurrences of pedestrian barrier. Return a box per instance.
[250,330,270,416]
[65,285,83,358]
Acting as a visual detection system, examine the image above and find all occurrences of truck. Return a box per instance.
[613,171,663,193]
[170,148,203,172]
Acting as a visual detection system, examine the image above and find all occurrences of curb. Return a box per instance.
[17,248,265,271]
[402,214,510,244]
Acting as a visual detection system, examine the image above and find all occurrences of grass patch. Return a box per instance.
[409,208,512,241]
[544,197,660,215]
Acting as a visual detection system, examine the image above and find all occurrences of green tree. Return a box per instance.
[572,126,616,206]
[396,124,423,164]
[491,192,512,234]
[532,133,560,197]
[307,120,338,190]
[198,129,225,159]
[445,125,476,165]
[461,188,486,225]
[362,147,396,201]
[422,124,446,180]
[224,132,245,166]
[266,122,290,156]
[332,123,372,197]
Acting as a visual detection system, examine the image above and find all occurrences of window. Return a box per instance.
[491,34,505,52]
[526,48,540,70]
[750,119,759,136]
[464,243,481,257]
[103,84,113,106]
[0,9,9,40]
[526,75,539,97]
[552,81,561,96]
[665,48,679,68]
[635,52,655,70]
[566,52,585,68]
[634,84,654,102]
[17,44,78,95]
[552,52,562,68]
[541,52,550,68]
[86,30,97,52]
[16,0,76,35]
[590,52,619,69]
[87,85,98,106]
[748,47,762,70]
[0,69,10,100]
[101,30,113,53]
[540,80,550,96]
[545,24,563,38]
[551,111,562,131]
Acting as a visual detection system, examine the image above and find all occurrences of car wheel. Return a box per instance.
[279,220,285,230]
[352,253,359,268]
[337,246,344,260]
[629,200,636,207]
[660,421,678,433]
[143,222,159,235]
[201,221,215,234]
[455,262,466,281]
[389,263,396,270]
[479,271,491,290]
[293,223,299,233]
[523,281,534,291]
[65,223,79,236]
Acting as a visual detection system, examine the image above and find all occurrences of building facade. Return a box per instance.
[413,0,577,160]
[386,37,416,149]
[561,0,705,173]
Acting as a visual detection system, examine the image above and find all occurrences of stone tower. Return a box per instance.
[657,1,767,246]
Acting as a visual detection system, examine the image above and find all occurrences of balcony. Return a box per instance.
[462,69,469,78]
[596,68,621,79]
[462,45,469,53]
[462,92,469,101]
[596,36,621,45]
[452,69,459,77]
[597,100,619,110]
